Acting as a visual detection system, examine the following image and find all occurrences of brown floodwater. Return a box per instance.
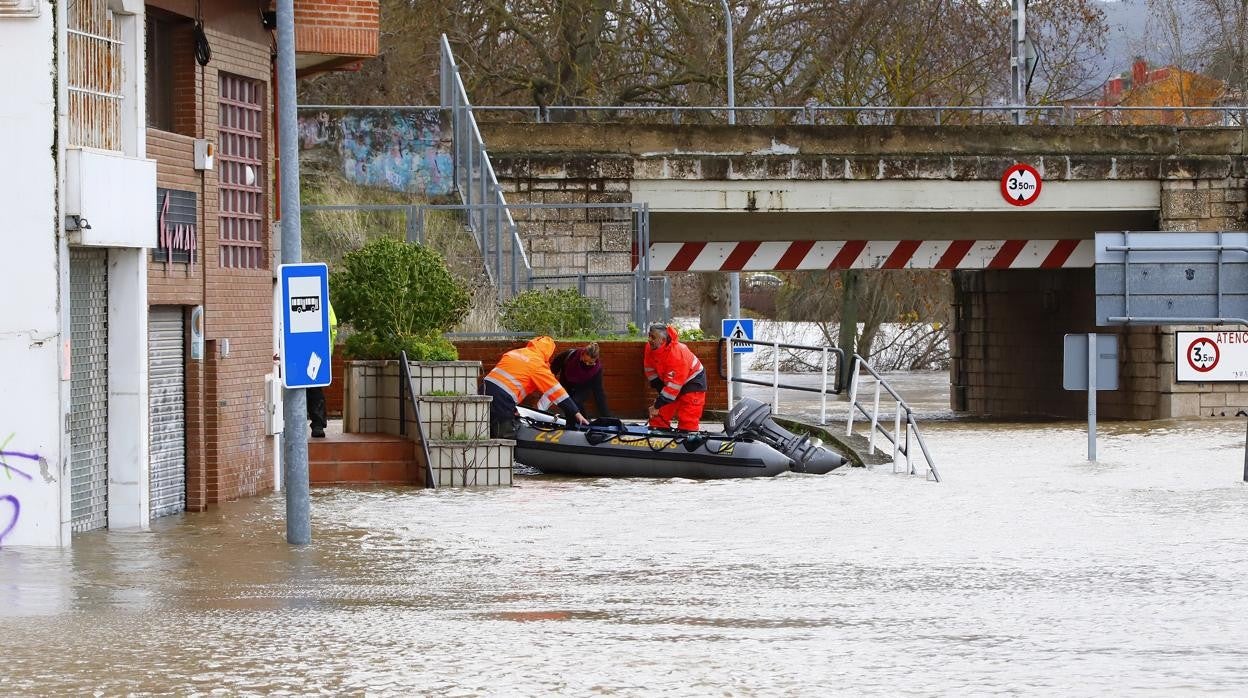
[2,373,1247,695]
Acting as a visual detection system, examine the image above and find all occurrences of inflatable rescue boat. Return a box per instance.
[514,398,847,479]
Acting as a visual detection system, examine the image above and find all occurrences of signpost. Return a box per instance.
[1063,333,1119,461]
[722,318,755,354]
[279,263,332,389]
[1095,230,1248,481]
[722,317,754,407]
[1000,163,1042,207]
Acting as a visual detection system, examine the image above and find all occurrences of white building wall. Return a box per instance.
[0,6,69,546]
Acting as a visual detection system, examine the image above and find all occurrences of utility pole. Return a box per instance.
[1011,0,1027,125]
[720,0,742,403]
[276,0,310,545]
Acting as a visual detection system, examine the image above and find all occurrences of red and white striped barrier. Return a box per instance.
[645,240,1093,271]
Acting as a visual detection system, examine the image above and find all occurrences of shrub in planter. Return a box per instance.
[331,236,469,360]
[499,288,611,337]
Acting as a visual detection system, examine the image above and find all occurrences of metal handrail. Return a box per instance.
[399,351,437,489]
[302,102,1248,127]
[846,354,940,482]
[719,337,845,425]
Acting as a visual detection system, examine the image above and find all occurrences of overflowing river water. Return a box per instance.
[2,373,1247,695]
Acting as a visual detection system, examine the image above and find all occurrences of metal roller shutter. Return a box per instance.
[149,307,185,518]
[70,247,109,533]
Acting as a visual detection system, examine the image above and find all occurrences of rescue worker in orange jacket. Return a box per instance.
[643,324,708,431]
[482,336,589,438]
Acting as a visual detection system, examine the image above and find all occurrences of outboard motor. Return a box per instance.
[724,398,847,474]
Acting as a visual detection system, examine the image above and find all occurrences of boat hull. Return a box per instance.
[514,424,791,479]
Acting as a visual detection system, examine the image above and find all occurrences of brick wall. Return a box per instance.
[147,1,277,509]
[451,340,728,419]
[951,269,1161,419]
[292,0,379,58]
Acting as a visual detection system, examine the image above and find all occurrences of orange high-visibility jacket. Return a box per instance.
[643,326,707,407]
[484,336,578,415]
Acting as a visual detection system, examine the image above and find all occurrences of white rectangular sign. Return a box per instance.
[1176,331,1248,382]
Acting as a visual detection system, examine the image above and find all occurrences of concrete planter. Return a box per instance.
[342,358,514,488]
[427,439,515,487]
[418,395,492,441]
[343,359,484,435]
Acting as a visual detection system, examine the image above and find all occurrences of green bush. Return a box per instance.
[678,327,706,342]
[499,288,612,337]
[331,237,468,360]
[343,331,459,361]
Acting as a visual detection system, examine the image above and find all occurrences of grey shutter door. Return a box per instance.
[149,307,186,518]
[70,247,109,533]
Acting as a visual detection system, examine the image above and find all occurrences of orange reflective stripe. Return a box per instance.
[537,384,569,410]
[483,375,522,401]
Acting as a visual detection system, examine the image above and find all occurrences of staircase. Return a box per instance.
[309,429,423,485]
[328,358,515,488]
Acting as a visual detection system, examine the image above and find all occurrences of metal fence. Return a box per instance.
[436,35,659,329]
[304,102,1248,127]
[301,202,666,331]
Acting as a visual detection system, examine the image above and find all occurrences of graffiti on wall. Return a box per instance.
[0,432,50,546]
[298,109,454,197]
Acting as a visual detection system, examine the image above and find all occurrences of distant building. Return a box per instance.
[1093,57,1226,125]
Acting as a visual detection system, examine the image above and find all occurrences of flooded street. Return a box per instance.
[3,374,1248,695]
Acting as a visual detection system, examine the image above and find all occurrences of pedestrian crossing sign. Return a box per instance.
[722,318,755,354]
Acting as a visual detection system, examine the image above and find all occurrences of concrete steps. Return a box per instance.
[309,429,423,486]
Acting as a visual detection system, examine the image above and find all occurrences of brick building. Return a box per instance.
[144,0,379,517]
[0,0,378,547]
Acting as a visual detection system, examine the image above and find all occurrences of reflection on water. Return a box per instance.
[2,374,1247,694]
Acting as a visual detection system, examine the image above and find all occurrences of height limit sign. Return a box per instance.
[1176,331,1248,382]
[1000,163,1042,207]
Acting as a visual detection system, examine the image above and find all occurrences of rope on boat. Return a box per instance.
[520,414,743,455]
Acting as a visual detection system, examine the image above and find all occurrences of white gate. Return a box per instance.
[70,247,109,533]
[148,307,186,518]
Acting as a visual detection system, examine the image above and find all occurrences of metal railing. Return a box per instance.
[528,272,670,331]
[438,36,657,328]
[302,201,659,331]
[302,101,1248,127]
[846,354,940,482]
[721,338,846,425]
[399,351,437,489]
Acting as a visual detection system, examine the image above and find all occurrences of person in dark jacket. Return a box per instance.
[550,342,611,419]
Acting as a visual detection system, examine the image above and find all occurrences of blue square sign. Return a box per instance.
[722,318,755,354]
[280,263,332,389]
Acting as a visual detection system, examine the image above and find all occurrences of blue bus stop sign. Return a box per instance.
[280,263,331,389]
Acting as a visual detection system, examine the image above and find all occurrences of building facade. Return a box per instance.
[0,0,377,547]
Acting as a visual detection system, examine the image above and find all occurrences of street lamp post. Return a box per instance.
[720,0,742,403]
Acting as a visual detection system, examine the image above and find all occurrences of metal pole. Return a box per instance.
[277,0,310,545]
[1243,417,1247,482]
[1011,0,1027,125]
[720,0,743,401]
[1087,332,1097,461]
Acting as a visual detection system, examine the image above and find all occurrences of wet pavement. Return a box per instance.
[2,373,1247,695]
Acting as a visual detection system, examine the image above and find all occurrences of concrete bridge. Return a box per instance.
[481,123,1248,420]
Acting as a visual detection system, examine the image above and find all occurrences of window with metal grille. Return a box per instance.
[68,0,123,150]
[218,73,267,269]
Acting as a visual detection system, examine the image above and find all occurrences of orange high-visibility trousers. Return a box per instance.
[648,391,706,431]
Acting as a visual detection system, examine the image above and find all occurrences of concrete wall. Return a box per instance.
[484,123,1248,419]
[0,5,66,546]
[952,176,1248,419]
